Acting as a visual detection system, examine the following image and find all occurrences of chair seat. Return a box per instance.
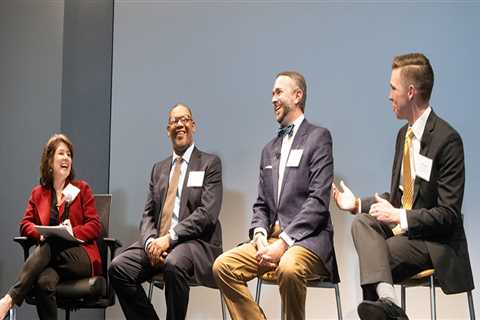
[56,276,107,299]
[397,269,436,287]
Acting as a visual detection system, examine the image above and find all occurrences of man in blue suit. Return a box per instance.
[213,71,339,320]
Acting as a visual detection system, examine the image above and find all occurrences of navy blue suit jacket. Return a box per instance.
[250,119,339,282]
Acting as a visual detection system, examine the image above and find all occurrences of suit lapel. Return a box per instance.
[157,157,173,227]
[391,125,407,205]
[278,120,309,205]
[37,187,52,226]
[271,137,282,208]
[179,147,199,221]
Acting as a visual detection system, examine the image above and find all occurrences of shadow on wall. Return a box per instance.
[220,189,249,251]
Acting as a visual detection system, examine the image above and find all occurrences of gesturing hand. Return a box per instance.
[332,180,358,213]
[369,193,402,224]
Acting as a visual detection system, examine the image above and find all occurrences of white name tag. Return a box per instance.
[415,154,433,182]
[62,183,80,203]
[187,171,205,187]
[286,149,303,167]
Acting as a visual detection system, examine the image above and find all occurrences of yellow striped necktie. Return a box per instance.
[392,127,414,236]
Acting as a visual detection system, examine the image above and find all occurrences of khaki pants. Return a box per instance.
[213,238,327,320]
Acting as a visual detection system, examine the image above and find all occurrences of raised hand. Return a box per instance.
[332,180,358,213]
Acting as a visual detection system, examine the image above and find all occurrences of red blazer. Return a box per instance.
[20,180,102,276]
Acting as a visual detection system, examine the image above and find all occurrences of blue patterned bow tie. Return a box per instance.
[277,124,294,137]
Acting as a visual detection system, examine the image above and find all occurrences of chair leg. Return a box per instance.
[429,275,436,320]
[220,292,228,320]
[9,307,16,320]
[255,278,263,304]
[401,285,406,311]
[148,281,155,301]
[467,290,476,320]
[334,284,343,320]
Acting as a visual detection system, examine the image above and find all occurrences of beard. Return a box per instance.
[275,103,291,125]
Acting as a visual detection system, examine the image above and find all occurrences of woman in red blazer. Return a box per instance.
[0,133,101,320]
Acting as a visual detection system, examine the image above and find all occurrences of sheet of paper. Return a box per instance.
[35,225,84,243]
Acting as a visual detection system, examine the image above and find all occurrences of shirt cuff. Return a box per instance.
[169,229,179,241]
[254,227,268,238]
[145,236,155,250]
[399,209,409,231]
[279,231,295,247]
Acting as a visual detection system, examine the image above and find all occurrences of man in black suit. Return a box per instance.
[213,71,338,320]
[109,103,223,320]
[333,53,474,320]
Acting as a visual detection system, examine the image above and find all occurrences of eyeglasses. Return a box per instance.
[168,116,192,126]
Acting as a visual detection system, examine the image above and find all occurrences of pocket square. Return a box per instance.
[264,165,272,169]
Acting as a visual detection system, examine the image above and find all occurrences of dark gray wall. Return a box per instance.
[0,0,113,319]
[0,1,64,318]
[61,0,113,194]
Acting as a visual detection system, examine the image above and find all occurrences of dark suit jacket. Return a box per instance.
[139,146,223,287]
[20,180,102,276]
[362,110,474,294]
[250,119,339,283]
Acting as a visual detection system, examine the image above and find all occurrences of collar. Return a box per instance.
[172,143,195,165]
[411,106,431,141]
[289,114,305,138]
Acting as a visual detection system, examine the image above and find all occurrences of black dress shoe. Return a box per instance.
[358,298,409,320]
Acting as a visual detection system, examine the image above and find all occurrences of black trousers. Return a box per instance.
[351,213,433,301]
[109,240,201,320]
[8,239,91,320]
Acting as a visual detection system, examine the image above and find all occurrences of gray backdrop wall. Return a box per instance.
[108,1,480,319]
[2,1,479,320]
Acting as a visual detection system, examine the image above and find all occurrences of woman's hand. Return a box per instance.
[62,219,74,237]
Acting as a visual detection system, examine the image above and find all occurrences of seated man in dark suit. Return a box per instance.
[213,71,338,320]
[332,53,474,320]
[109,103,223,320]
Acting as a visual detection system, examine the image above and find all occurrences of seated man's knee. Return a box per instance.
[108,256,125,284]
[277,258,302,283]
[212,253,228,277]
[351,213,374,235]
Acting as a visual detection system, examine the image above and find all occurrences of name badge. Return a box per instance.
[187,171,205,187]
[415,154,432,182]
[286,149,303,167]
[62,183,80,203]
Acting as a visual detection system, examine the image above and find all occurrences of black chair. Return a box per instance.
[255,270,343,320]
[147,273,228,320]
[11,194,122,320]
[396,268,476,320]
